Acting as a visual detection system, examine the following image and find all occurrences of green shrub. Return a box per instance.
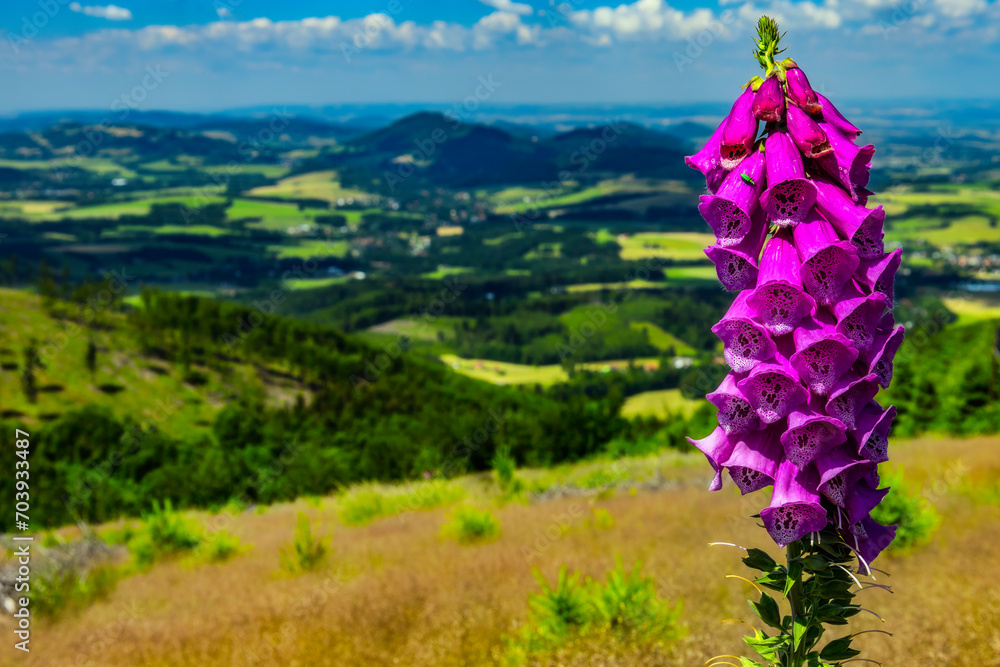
[197,531,245,564]
[589,507,616,530]
[280,512,330,573]
[441,506,501,544]
[338,482,465,526]
[872,467,941,552]
[130,500,203,566]
[504,560,684,662]
[33,565,120,619]
[492,445,523,496]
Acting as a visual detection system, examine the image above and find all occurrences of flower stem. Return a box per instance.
[785,542,804,667]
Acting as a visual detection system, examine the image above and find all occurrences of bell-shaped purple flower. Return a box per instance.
[856,248,902,309]
[816,92,862,143]
[759,131,817,228]
[832,282,888,354]
[737,352,808,424]
[685,120,729,194]
[853,401,896,463]
[861,315,905,388]
[813,178,885,259]
[843,516,897,573]
[780,400,847,468]
[720,87,759,170]
[761,460,829,547]
[687,426,737,492]
[786,105,832,158]
[793,210,860,306]
[699,151,766,246]
[753,74,785,122]
[707,372,761,436]
[816,122,875,202]
[844,478,890,527]
[720,424,784,494]
[785,67,821,115]
[746,230,817,335]
[826,372,881,430]
[815,445,876,507]
[704,209,768,292]
[789,315,859,396]
[711,290,777,373]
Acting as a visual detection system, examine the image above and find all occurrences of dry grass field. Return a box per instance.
[6,435,1000,666]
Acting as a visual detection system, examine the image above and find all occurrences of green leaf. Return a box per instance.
[792,616,809,649]
[820,636,861,661]
[784,560,803,596]
[740,659,766,667]
[744,634,789,662]
[743,548,778,573]
[748,592,782,629]
[755,568,787,592]
[801,554,829,572]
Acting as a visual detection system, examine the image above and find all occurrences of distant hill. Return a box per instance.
[312,112,698,192]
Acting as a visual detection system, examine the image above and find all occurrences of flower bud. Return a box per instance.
[752,74,784,122]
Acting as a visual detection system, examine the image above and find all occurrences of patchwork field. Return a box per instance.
[12,435,1000,666]
[617,232,715,261]
[247,170,375,204]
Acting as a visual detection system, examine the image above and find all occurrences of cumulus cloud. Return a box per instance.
[570,0,734,42]
[478,0,534,16]
[69,3,133,20]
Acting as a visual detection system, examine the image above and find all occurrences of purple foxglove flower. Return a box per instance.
[746,230,817,335]
[815,445,876,507]
[720,425,783,494]
[789,315,859,396]
[704,209,768,292]
[698,151,766,246]
[832,282,888,353]
[862,317,905,388]
[759,131,817,228]
[707,372,761,436]
[786,105,831,158]
[720,87,759,170]
[816,92,862,143]
[761,460,829,547]
[853,401,896,463]
[813,178,885,258]
[844,478,890,527]
[711,290,777,373]
[843,516,897,572]
[752,74,785,122]
[815,122,875,202]
[737,352,808,424]
[826,372,881,430]
[792,210,860,306]
[856,248,902,309]
[685,120,729,194]
[785,67,821,115]
[780,400,847,468]
[687,426,737,492]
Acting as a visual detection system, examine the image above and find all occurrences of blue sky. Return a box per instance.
[0,0,997,112]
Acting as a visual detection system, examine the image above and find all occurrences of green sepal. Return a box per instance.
[743,548,778,573]
[820,636,862,662]
[748,592,782,629]
[801,554,829,572]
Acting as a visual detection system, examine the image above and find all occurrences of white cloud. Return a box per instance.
[478,0,534,16]
[216,6,233,19]
[69,3,133,20]
[571,0,732,41]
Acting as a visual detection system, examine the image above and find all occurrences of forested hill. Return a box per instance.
[0,289,641,528]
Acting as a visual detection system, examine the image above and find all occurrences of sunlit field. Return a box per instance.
[9,435,999,666]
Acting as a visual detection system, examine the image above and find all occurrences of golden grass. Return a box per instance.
[8,436,1000,666]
